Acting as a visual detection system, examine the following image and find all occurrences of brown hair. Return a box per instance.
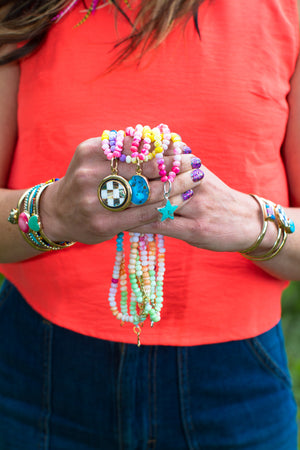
[0,0,202,66]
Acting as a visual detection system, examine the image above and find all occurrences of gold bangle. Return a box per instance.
[19,228,54,252]
[34,183,75,249]
[8,181,76,252]
[242,228,286,261]
[8,188,32,224]
[240,194,293,261]
[240,194,268,254]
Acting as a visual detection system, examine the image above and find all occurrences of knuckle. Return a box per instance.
[74,166,95,187]
[91,215,113,237]
[76,138,99,161]
[148,181,162,202]
[80,194,97,214]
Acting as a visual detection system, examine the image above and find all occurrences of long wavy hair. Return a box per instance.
[0,0,202,66]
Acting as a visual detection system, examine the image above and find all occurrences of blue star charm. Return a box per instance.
[157,199,178,222]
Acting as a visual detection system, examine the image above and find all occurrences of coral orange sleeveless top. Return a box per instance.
[1,0,299,345]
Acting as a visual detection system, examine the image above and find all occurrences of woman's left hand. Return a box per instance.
[129,163,271,253]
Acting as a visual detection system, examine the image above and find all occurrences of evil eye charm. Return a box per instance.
[98,175,132,211]
[129,175,150,205]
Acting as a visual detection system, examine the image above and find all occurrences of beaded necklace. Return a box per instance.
[108,232,165,346]
[99,124,181,345]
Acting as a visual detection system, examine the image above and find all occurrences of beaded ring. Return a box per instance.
[153,124,182,221]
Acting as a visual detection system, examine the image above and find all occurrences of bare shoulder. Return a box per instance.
[0,45,19,187]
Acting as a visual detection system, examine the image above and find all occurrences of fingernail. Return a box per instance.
[182,189,194,201]
[191,169,204,182]
[191,157,202,169]
[183,145,192,154]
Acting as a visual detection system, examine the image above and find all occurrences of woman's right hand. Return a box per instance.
[40,136,200,245]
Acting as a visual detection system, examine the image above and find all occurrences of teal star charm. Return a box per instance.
[157,199,178,222]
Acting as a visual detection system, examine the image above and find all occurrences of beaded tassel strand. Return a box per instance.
[109,231,166,345]
[102,123,179,345]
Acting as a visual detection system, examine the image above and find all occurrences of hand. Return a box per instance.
[129,164,267,253]
[39,137,202,245]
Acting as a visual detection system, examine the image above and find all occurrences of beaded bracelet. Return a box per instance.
[8,179,76,252]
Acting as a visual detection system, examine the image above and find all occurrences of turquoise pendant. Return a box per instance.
[157,199,178,221]
[129,175,150,205]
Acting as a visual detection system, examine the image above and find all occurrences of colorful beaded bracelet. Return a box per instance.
[8,179,76,252]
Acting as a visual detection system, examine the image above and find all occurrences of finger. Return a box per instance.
[94,132,202,179]
[95,161,205,230]
[114,153,199,181]
[127,214,194,240]
[126,167,204,208]
[116,183,197,232]
[97,157,204,207]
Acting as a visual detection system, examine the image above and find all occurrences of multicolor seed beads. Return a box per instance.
[108,232,166,346]
[99,123,184,215]
[8,179,75,251]
[99,123,186,345]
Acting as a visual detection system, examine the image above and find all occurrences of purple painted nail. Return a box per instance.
[191,169,204,182]
[183,145,192,154]
[191,157,202,169]
[182,189,194,201]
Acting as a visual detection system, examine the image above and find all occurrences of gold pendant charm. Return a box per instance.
[98,159,132,211]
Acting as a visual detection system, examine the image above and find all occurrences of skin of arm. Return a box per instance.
[0,45,43,262]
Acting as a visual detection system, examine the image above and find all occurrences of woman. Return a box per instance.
[0,0,299,448]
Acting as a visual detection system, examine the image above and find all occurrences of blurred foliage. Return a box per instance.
[281,280,300,445]
[0,274,299,442]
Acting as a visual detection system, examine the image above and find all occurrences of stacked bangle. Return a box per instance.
[8,179,76,252]
[240,194,295,261]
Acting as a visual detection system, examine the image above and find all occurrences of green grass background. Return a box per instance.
[281,281,300,432]
[0,274,299,443]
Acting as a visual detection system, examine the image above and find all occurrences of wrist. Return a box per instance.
[239,194,294,261]
[245,194,278,254]
[39,179,69,243]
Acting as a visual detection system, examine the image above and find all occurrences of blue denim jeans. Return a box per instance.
[0,279,297,449]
